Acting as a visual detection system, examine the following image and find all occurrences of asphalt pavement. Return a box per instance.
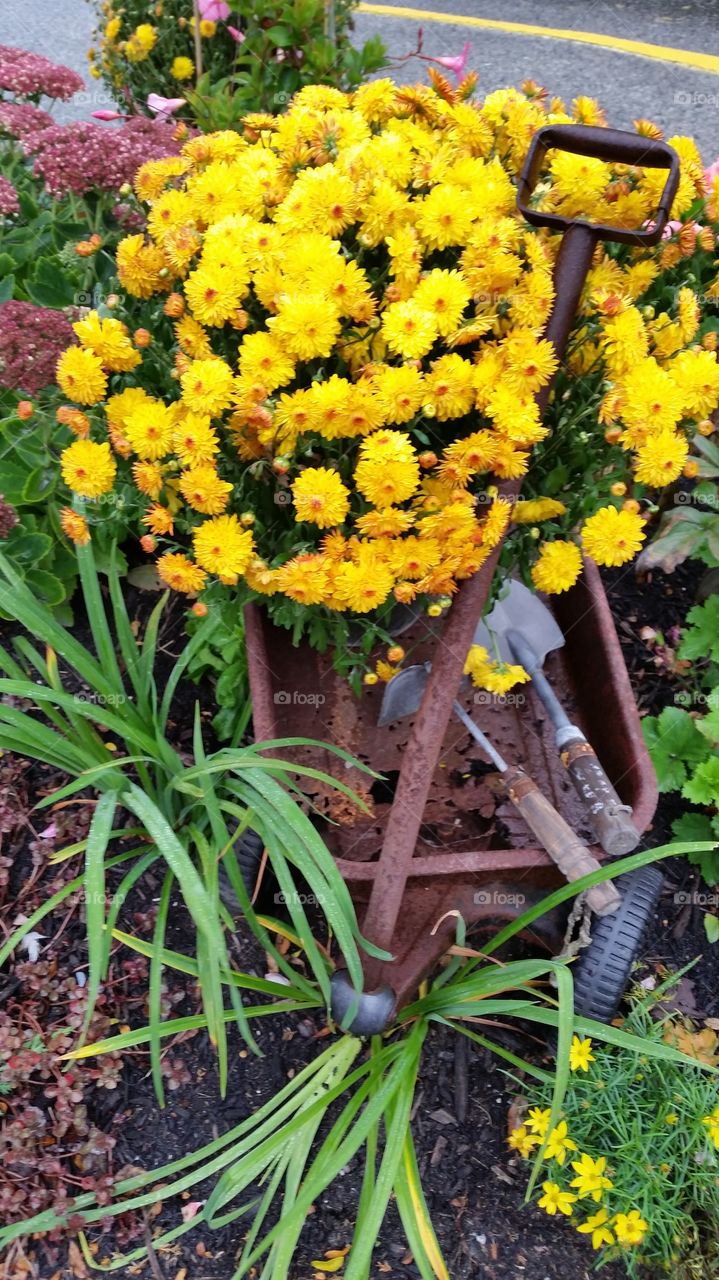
[2,0,719,159]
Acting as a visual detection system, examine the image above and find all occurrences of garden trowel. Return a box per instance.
[474,580,640,857]
[378,665,620,916]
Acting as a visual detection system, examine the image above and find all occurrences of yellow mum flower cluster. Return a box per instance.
[55,77,719,677]
[508,1038,649,1252]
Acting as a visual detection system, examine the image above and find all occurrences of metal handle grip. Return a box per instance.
[503,767,621,916]
[517,123,680,246]
[561,740,641,857]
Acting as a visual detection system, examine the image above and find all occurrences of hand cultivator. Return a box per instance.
[243,125,679,1035]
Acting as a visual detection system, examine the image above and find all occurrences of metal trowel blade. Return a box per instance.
[377,664,430,726]
[473,579,565,668]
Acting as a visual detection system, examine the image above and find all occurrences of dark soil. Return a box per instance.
[2,562,718,1280]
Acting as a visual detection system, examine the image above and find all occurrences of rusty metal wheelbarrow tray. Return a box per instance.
[243,555,658,1012]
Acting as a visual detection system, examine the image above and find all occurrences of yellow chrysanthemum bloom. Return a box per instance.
[531,541,582,594]
[61,440,117,498]
[179,465,233,515]
[172,416,219,467]
[193,514,254,580]
[381,300,438,361]
[157,553,206,593]
[355,431,420,508]
[171,56,194,81]
[116,234,168,299]
[180,358,234,415]
[292,467,350,529]
[73,313,140,373]
[332,552,394,613]
[581,505,645,567]
[275,553,330,606]
[56,347,107,405]
[124,400,175,461]
[268,296,341,362]
[633,429,688,486]
[132,461,164,500]
[59,507,90,545]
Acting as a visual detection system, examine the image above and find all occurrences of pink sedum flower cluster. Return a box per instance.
[0,301,76,395]
[23,116,183,197]
[0,175,20,217]
[0,100,53,140]
[0,44,83,101]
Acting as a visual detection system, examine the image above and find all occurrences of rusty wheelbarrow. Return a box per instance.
[240,125,679,1033]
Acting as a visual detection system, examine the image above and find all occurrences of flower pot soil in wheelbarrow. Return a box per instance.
[243,555,658,1015]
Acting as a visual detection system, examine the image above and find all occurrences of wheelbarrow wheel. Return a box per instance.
[218,828,274,917]
[572,867,663,1024]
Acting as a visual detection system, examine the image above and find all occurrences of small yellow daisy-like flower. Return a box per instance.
[537,1181,576,1216]
[581,505,646,567]
[172,55,195,80]
[157,553,207,594]
[143,504,174,536]
[525,1107,551,1137]
[292,467,350,530]
[413,269,471,337]
[193,514,254,580]
[633,430,688,487]
[531,541,582,595]
[576,1207,615,1250]
[61,440,116,498]
[569,1035,595,1073]
[59,507,90,546]
[179,464,233,515]
[56,347,108,406]
[613,1209,649,1247]
[569,1152,612,1202]
[507,1125,540,1158]
[543,1120,578,1165]
[116,234,168,299]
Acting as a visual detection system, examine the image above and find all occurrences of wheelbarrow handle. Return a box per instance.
[517,123,680,247]
[560,738,641,857]
[502,766,621,916]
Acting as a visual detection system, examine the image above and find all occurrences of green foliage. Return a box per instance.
[517,992,719,1278]
[1,844,711,1277]
[643,588,719,885]
[0,536,385,1095]
[645,433,719,573]
[92,0,387,127]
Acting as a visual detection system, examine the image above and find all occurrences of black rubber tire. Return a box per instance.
[572,866,664,1024]
[219,828,274,917]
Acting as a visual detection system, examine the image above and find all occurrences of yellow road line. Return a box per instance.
[357,3,719,77]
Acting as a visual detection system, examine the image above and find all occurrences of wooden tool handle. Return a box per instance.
[503,767,621,916]
[561,739,641,857]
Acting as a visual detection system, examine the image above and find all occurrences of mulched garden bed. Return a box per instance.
[1,560,717,1280]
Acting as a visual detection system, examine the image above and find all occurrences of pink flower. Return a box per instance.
[704,158,719,193]
[433,40,470,80]
[199,0,230,19]
[0,175,19,217]
[0,44,83,100]
[226,24,245,43]
[92,109,125,121]
[146,93,186,123]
